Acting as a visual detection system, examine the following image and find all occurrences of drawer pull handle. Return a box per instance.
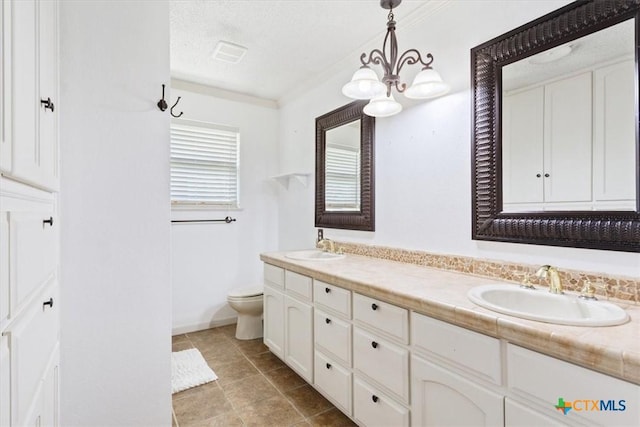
[325,287,331,293]
[43,298,54,309]
[371,341,378,349]
[326,363,331,369]
[43,216,54,227]
[40,97,55,112]
[325,318,331,324]
[372,395,379,403]
[371,303,378,311]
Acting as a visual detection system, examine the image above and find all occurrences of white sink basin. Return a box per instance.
[468,284,629,326]
[285,249,345,261]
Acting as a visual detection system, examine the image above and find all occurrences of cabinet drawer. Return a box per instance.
[0,335,10,427]
[507,344,640,426]
[314,351,352,416]
[353,327,409,403]
[264,263,284,289]
[353,293,408,344]
[315,309,351,366]
[7,281,59,425]
[313,280,351,318]
[1,212,8,327]
[285,270,312,301]
[10,210,57,312]
[354,377,409,427]
[411,312,502,385]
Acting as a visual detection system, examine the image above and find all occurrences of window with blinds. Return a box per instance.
[325,144,361,210]
[170,120,240,208]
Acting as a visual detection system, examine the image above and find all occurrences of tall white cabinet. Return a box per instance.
[502,59,635,211]
[1,1,61,426]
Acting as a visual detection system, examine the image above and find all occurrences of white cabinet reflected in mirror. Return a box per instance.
[324,120,361,212]
[502,19,636,212]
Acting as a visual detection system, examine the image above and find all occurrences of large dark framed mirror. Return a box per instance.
[315,101,375,231]
[471,0,640,252]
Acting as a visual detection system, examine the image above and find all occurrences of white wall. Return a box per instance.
[278,0,640,278]
[59,1,171,425]
[170,83,279,334]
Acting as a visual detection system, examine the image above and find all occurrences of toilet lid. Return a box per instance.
[228,285,263,298]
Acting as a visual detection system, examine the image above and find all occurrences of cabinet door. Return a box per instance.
[41,347,60,427]
[411,355,504,427]
[284,295,313,382]
[263,285,284,359]
[0,334,10,427]
[11,0,39,184]
[37,0,59,189]
[1,0,12,174]
[502,87,544,206]
[593,59,636,206]
[505,398,569,427]
[543,72,593,203]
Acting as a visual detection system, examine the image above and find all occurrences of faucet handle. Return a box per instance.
[519,273,535,289]
[579,280,598,300]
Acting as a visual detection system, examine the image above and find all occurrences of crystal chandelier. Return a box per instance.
[342,0,449,117]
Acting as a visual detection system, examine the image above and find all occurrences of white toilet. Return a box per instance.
[227,286,264,340]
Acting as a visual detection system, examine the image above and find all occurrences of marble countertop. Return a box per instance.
[260,251,640,385]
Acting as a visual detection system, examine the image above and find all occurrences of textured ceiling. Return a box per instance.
[170,0,433,102]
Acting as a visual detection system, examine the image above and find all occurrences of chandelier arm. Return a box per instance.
[394,80,407,94]
[361,49,390,69]
[396,50,434,75]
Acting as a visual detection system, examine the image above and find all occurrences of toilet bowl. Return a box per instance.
[227,286,264,340]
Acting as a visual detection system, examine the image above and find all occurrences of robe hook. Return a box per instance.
[157,84,168,111]
[170,97,184,118]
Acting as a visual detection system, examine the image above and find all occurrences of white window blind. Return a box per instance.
[325,144,360,210]
[170,120,240,208]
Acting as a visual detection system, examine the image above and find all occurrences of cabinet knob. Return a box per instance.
[325,318,331,324]
[43,216,54,227]
[544,173,550,178]
[371,341,378,349]
[372,395,379,403]
[325,287,331,294]
[536,173,541,178]
[326,363,331,369]
[43,298,53,309]
[371,303,378,311]
[40,97,55,112]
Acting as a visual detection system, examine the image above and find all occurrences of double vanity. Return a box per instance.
[261,250,639,427]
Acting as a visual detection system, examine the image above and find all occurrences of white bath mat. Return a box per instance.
[171,348,217,394]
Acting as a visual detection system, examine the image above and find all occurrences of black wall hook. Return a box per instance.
[157,84,168,111]
[170,97,184,118]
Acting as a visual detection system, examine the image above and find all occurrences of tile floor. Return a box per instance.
[172,324,357,427]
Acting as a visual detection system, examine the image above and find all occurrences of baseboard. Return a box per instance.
[172,316,237,336]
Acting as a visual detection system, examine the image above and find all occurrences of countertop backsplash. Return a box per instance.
[332,241,639,305]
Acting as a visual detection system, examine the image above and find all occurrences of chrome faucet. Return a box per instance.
[535,265,563,294]
[317,238,336,253]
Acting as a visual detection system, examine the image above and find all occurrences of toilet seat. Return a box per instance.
[227,285,263,298]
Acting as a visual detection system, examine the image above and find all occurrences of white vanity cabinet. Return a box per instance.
[507,344,640,427]
[261,260,639,427]
[262,266,314,382]
[263,264,285,358]
[313,280,353,416]
[410,313,504,427]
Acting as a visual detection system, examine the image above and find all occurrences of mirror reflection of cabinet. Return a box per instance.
[503,59,635,212]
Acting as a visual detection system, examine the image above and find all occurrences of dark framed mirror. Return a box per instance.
[471,0,640,252]
[315,101,375,231]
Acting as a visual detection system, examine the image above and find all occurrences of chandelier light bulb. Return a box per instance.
[363,93,403,117]
[404,68,451,99]
[342,67,387,99]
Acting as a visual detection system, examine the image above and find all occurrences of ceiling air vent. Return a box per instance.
[212,41,248,64]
